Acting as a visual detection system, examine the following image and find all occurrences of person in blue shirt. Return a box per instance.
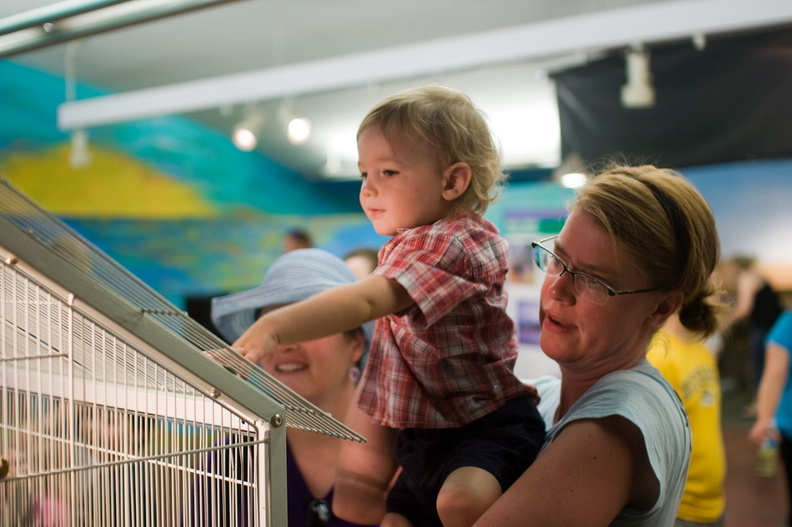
[750,310,792,527]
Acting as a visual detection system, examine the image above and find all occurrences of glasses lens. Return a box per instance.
[533,246,548,273]
[536,247,564,276]
[573,274,609,305]
[307,499,330,527]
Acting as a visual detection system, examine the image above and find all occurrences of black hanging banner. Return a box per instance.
[551,25,792,169]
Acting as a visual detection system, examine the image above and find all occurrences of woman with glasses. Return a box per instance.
[474,164,723,526]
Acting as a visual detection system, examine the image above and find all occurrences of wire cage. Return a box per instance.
[0,180,363,526]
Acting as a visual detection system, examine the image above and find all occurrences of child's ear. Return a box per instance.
[441,163,472,201]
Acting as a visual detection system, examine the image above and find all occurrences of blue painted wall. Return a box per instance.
[2,60,791,309]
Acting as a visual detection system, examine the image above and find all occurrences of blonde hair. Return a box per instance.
[358,85,504,215]
[573,164,723,337]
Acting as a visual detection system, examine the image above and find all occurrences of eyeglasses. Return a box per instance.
[531,235,661,305]
[307,498,331,527]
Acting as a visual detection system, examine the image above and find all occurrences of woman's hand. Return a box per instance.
[750,419,780,447]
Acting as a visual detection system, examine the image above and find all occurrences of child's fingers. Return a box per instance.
[203,348,250,379]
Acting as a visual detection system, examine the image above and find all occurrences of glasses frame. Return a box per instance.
[530,235,662,305]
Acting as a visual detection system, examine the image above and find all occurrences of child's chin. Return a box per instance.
[374,226,395,236]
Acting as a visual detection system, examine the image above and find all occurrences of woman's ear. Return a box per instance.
[350,329,366,365]
[441,162,472,202]
[648,290,684,330]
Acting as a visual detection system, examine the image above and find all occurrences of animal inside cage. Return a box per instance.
[0,180,364,526]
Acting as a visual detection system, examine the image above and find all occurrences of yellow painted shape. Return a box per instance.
[1,144,218,218]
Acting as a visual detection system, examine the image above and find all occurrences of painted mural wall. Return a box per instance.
[0,60,387,307]
[2,60,791,313]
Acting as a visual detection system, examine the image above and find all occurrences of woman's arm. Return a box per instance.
[724,271,762,329]
[333,392,399,524]
[234,274,412,364]
[750,343,790,445]
[472,416,655,527]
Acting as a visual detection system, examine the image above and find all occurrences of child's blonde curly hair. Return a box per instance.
[358,85,505,216]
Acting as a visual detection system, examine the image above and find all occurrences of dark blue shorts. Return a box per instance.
[386,395,545,526]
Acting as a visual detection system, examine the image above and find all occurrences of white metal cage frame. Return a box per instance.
[0,180,363,526]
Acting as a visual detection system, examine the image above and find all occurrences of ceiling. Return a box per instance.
[3,0,792,180]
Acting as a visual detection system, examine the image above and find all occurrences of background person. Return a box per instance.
[283,228,314,253]
[343,247,380,280]
[648,312,726,527]
[474,164,722,526]
[749,310,792,527]
[209,248,377,527]
[720,254,784,417]
[230,85,545,527]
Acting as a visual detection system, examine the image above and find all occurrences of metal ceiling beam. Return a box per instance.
[58,0,792,131]
[0,0,249,58]
[0,0,128,36]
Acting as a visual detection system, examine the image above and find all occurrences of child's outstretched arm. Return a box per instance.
[232,274,412,364]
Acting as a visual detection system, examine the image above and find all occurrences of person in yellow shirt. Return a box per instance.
[648,312,726,527]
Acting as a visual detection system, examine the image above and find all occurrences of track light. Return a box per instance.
[278,98,312,145]
[69,129,91,168]
[232,106,266,152]
[559,172,587,189]
[620,45,655,109]
[287,117,312,145]
[552,152,589,189]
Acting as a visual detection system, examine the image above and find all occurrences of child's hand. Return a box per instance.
[232,324,279,366]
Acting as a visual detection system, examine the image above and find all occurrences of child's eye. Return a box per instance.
[359,172,367,180]
[383,170,398,177]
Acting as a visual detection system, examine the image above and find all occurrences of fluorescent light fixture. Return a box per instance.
[57,0,792,131]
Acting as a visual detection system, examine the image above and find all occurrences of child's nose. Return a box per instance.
[360,177,375,196]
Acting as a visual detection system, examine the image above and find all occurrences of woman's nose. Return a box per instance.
[547,271,576,303]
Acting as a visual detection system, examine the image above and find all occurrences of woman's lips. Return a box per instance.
[542,312,572,333]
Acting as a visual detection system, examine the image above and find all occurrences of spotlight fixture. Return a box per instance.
[620,44,655,109]
[278,98,312,146]
[287,117,312,145]
[69,129,91,168]
[560,172,587,189]
[232,106,266,152]
[552,152,589,189]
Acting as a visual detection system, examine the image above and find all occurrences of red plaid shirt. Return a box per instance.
[358,213,536,428]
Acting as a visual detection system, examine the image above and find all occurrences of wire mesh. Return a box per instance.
[1,256,264,526]
[0,180,363,440]
[0,179,364,525]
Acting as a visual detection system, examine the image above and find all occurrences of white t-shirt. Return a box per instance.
[525,359,690,526]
